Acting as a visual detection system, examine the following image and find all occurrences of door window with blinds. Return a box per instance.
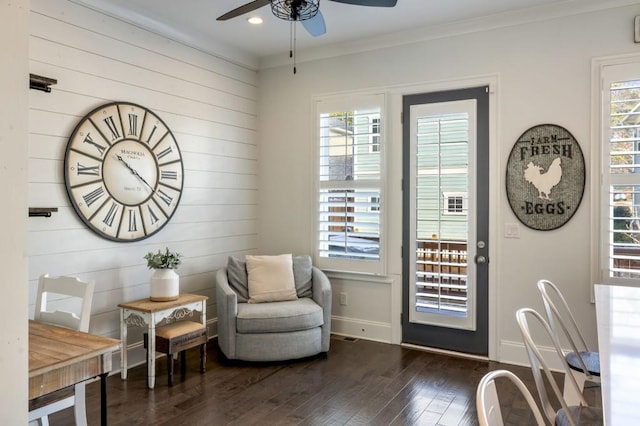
[408,100,476,330]
[599,60,640,284]
[315,94,385,274]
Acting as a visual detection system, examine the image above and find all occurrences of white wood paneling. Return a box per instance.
[28,0,259,360]
[32,0,256,86]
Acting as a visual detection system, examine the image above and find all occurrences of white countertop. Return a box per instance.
[594,284,640,425]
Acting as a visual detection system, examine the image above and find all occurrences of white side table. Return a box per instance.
[118,293,208,389]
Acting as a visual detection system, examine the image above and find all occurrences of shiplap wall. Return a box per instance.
[28,0,258,368]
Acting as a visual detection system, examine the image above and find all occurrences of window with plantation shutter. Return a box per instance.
[315,94,385,274]
[598,60,640,285]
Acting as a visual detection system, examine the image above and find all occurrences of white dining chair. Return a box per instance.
[516,308,602,426]
[476,369,546,426]
[537,279,600,404]
[29,274,95,426]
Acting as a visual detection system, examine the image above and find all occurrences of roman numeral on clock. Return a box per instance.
[128,114,138,137]
[148,205,160,225]
[82,186,105,207]
[82,133,106,156]
[102,202,118,227]
[77,163,100,176]
[104,116,121,140]
[157,189,173,206]
[146,125,157,145]
[128,209,137,232]
[160,170,177,180]
[156,146,172,160]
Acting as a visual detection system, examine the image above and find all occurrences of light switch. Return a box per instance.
[505,223,520,239]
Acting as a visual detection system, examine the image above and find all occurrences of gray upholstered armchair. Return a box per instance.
[215,255,332,362]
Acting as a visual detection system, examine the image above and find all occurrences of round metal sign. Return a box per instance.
[506,124,585,231]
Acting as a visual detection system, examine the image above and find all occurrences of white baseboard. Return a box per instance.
[330,315,392,343]
[499,338,565,371]
[115,319,565,377]
[329,319,565,373]
[401,342,488,361]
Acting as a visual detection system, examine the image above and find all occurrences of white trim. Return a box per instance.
[330,316,392,343]
[313,93,387,276]
[389,74,500,360]
[262,0,639,69]
[500,339,569,372]
[323,270,393,283]
[312,73,499,359]
[401,342,489,362]
[407,99,477,331]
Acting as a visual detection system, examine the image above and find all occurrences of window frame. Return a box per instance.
[592,54,640,288]
[442,191,468,216]
[313,93,387,275]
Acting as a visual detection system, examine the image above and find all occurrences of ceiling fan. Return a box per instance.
[217,0,398,38]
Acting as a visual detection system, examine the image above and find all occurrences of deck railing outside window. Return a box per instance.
[415,240,468,313]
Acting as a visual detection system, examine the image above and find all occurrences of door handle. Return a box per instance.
[475,255,488,264]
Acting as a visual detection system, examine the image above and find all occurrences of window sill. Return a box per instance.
[321,269,392,285]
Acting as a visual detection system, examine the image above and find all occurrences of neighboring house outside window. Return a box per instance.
[370,116,381,153]
[370,196,380,212]
[315,94,385,275]
[443,192,467,215]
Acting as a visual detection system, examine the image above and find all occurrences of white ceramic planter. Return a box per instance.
[150,268,179,301]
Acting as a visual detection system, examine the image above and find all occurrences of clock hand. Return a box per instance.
[132,169,155,192]
[116,155,155,192]
[116,154,135,172]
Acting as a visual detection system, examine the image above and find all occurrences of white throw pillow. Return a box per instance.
[246,254,298,303]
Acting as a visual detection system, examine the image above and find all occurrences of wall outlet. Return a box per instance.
[340,292,348,306]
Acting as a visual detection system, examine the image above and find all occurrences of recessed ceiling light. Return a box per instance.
[247,16,263,25]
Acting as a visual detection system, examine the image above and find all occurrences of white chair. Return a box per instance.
[516,308,602,426]
[476,369,546,426]
[29,274,95,426]
[537,279,600,404]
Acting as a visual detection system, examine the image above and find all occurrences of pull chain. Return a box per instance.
[289,21,298,74]
[289,20,293,62]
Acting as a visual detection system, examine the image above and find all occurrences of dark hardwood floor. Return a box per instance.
[50,336,600,425]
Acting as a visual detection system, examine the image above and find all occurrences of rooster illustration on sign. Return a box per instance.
[524,157,562,200]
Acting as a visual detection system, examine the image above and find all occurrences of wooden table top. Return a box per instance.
[118,293,207,313]
[29,320,120,399]
[29,320,121,376]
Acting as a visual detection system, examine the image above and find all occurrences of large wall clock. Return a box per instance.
[64,101,183,242]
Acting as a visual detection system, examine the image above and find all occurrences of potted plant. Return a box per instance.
[144,247,182,301]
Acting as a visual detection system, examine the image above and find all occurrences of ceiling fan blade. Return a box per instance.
[329,0,397,6]
[217,0,271,21]
[302,11,326,37]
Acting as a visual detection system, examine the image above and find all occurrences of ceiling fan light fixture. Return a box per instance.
[271,0,320,21]
[247,16,264,24]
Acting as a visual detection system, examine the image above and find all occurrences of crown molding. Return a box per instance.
[69,0,260,71]
[260,0,640,69]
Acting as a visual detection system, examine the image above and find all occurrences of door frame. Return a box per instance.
[402,87,488,354]
[387,75,499,359]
